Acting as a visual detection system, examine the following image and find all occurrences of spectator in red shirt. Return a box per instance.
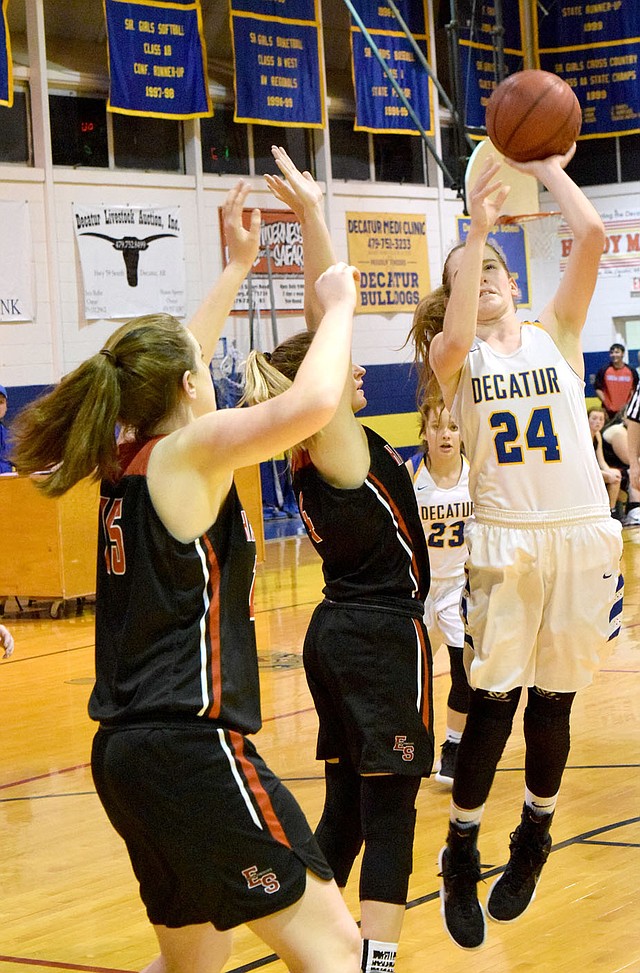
[594,343,638,419]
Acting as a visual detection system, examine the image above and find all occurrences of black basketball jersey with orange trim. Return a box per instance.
[89,437,260,733]
[293,425,430,611]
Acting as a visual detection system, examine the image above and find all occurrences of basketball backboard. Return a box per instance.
[464,138,540,220]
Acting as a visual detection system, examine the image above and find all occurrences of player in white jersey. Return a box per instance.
[406,398,473,786]
[411,149,623,951]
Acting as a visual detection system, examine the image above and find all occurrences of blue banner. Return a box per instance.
[535,0,640,137]
[105,0,211,119]
[457,216,531,307]
[349,0,427,35]
[460,48,524,131]
[230,0,316,17]
[457,0,525,133]
[0,0,12,108]
[349,0,432,135]
[230,0,324,127]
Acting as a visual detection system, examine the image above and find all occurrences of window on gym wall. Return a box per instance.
[49,93,108,167]
[112,113,183,172]
[372,131,426,184]
[252,123,314,177]
[329,118,371,181]
[566,137,617,187]
[439,124,462,191]
[0,88,31,164]
[619,133,640,184]
[201,104,249,175]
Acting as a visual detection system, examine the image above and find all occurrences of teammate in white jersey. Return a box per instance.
[411,149,623,951]
[406,398,472,786]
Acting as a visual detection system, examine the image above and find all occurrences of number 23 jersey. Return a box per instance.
[452,324,608,516]
[409,455,472,581]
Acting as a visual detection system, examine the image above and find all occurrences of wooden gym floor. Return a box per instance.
[0,529,639,973]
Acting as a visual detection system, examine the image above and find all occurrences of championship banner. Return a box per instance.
[457,216,530,307]
[104,0,211,119]
[0,202,33,322]
[346,212,428,314]
[349,0,433,135]
[534,1,640,137]
[73,204,185,320]
[230,0,324,128]
[457,0,525,132]
[221,208,304,315]
[0,0,12,107]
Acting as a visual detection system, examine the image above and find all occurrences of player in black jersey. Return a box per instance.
[243,148,433,973]
[12,182,362,973]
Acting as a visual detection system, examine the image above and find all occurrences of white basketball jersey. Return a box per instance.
[451,325,608,519]
[411,455,473,580]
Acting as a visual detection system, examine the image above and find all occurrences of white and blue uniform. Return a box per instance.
[409,455,473,649]
[451,324,623,693]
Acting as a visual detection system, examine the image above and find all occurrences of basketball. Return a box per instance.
[485,69,582,162]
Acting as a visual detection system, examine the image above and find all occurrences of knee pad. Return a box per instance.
[452,686,522,810]
[524,687,575,797]
[446,645,471,715]
[359,774,421,905]
[315,760,363,887]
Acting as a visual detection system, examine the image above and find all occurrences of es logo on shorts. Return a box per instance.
[393,735,414,761]
[242,865,281,894]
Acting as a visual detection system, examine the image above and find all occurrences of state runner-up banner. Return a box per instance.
[0,202,33,322]
[73,204,185,320]
[346,212,429,314]
[230,0,324,127]
[534,0,640,137]
[0,0,12,107]
[105,0,211,118]
[221,208,305,315]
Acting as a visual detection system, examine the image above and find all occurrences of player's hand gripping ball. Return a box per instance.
[485,69,582,162]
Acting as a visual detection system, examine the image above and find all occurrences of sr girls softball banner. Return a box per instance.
[104,0,211,118]
[73,204,185,320]
[230,0,324,127]
[456,0,525,132]
[0,0,12,107]
[534,1,640,137]
[349,0,433,134]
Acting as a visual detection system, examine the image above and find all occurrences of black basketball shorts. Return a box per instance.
[303,601,434,776]
[91,722,332,930]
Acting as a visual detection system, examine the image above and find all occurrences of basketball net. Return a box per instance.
[497,211,563,263]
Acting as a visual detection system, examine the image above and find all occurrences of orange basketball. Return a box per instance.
[485,69,582,163]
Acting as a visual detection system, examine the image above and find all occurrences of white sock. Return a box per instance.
[525,788,557,816]
[445,727,463,744]
[361,938,398,972]
[450,800,484,829]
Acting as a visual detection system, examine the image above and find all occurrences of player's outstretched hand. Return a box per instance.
[468,156,511,233]
[314,262,359,312]
[265,145,323,220]
[222,180,261,271]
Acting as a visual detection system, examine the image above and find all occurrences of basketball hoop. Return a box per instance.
[497,210,563,262]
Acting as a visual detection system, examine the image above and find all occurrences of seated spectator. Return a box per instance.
[0,385,13,473]
[594,343,638,420]
[601,410,640,527]
[588,407,622,517]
